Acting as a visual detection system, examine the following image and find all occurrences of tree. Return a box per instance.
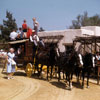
[39,27,45,32]
[69,12,100,29]
[0,11,17,41]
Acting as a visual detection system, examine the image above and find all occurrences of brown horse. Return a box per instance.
[34,43,58,80]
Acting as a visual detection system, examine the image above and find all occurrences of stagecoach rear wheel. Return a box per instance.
[25,63,33,77]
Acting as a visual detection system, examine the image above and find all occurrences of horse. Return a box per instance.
[57,49,79,90]
[34,43,58,80]
[82,52,95,88]
[74,53,83,83]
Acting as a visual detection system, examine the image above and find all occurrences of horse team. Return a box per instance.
[33,43,96,90]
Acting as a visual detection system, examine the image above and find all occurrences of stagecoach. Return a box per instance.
[8,39,36,77]
[1,35,63,77]
[0,39,36,77]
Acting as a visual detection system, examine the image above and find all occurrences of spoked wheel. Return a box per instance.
[42,65,47,71]
[25,63,33,77]
[15,65,18,71]
[32,64,36,73]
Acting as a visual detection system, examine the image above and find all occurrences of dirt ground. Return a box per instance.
[0,68,100,100]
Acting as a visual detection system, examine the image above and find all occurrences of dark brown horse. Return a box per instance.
[57,49,79,90]
[34,43,58,80]
[82,52,94,88]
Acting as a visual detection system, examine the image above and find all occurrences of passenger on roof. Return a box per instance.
[30,30,45,47]
[18,27,23,39]
[32,17,39,35]
[9,29,19,40]
[22,19,27,38]
[27,27,32,38]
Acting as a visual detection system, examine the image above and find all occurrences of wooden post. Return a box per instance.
[91,42,93,53]
[94,38,97,54]
[97,63,100,85]
[84,40,86,54]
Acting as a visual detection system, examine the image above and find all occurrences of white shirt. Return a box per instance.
[78,54,83,65]
[96,55,100,60]
[8,52,16,65]
[10,31,18,40]
[30,35,39,42]
[34,21,39,27]
[92,56,95,67]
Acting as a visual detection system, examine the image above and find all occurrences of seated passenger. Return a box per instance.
[22,20,27,38]
[18,27,23,39]
[27,27,32,38]
[9,29,19,40]
[30,30,45,47]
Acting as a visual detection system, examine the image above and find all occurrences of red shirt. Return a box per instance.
[22,23,27,29]
[27,28,32,38]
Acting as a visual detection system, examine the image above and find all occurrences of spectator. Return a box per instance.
[22,19,27,38]
[9,29,19,40]
[27,27,32,38]
[32,17,39,35]
[7,48,16,79]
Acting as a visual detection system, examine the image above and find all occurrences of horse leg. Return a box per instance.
[70,74,73,90]
[58,67,61,82]
[79,68,82,80]
[87,70,90,88]
[63,70,65,79]
[47,66,49,80]
[82,69,85,89]
[67,74,72,90]
[39,65,43,78]
[50,65,53,80]
[77,69,80,82]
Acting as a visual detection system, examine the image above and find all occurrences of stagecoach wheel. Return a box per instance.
[15,65,18,71]
[25,63,33,77]
[32,64,36,73]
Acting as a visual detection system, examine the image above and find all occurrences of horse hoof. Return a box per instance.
[66,87,71,90]
[77,79,79,83]
[82,86,84,89]
[87,86,90,88]
[66,86,72,90]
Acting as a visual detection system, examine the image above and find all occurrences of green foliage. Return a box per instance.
[0,11,17,41]
[69,12,100,29]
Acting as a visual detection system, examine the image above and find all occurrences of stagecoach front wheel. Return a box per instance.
[25,63,33,77]
[15,65,18,71]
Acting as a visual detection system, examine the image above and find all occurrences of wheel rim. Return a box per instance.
[26,63,33,77]
[15,66,18,71]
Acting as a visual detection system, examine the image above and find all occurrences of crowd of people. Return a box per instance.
[10,17,39,40]
[0,17,46,80]
[9,17,44,47]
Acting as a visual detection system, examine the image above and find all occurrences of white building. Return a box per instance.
[38,26,100,52]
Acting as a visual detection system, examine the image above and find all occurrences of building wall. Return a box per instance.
[38,26,100,52]
[81,26,100,36]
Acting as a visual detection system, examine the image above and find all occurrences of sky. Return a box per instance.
[0,0,100,31]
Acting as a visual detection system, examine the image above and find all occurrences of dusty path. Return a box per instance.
[0,69,100,100]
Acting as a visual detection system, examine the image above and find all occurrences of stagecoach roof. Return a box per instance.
[8,39,29,44]
[40,35,64,43]
[74,35,100,44]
